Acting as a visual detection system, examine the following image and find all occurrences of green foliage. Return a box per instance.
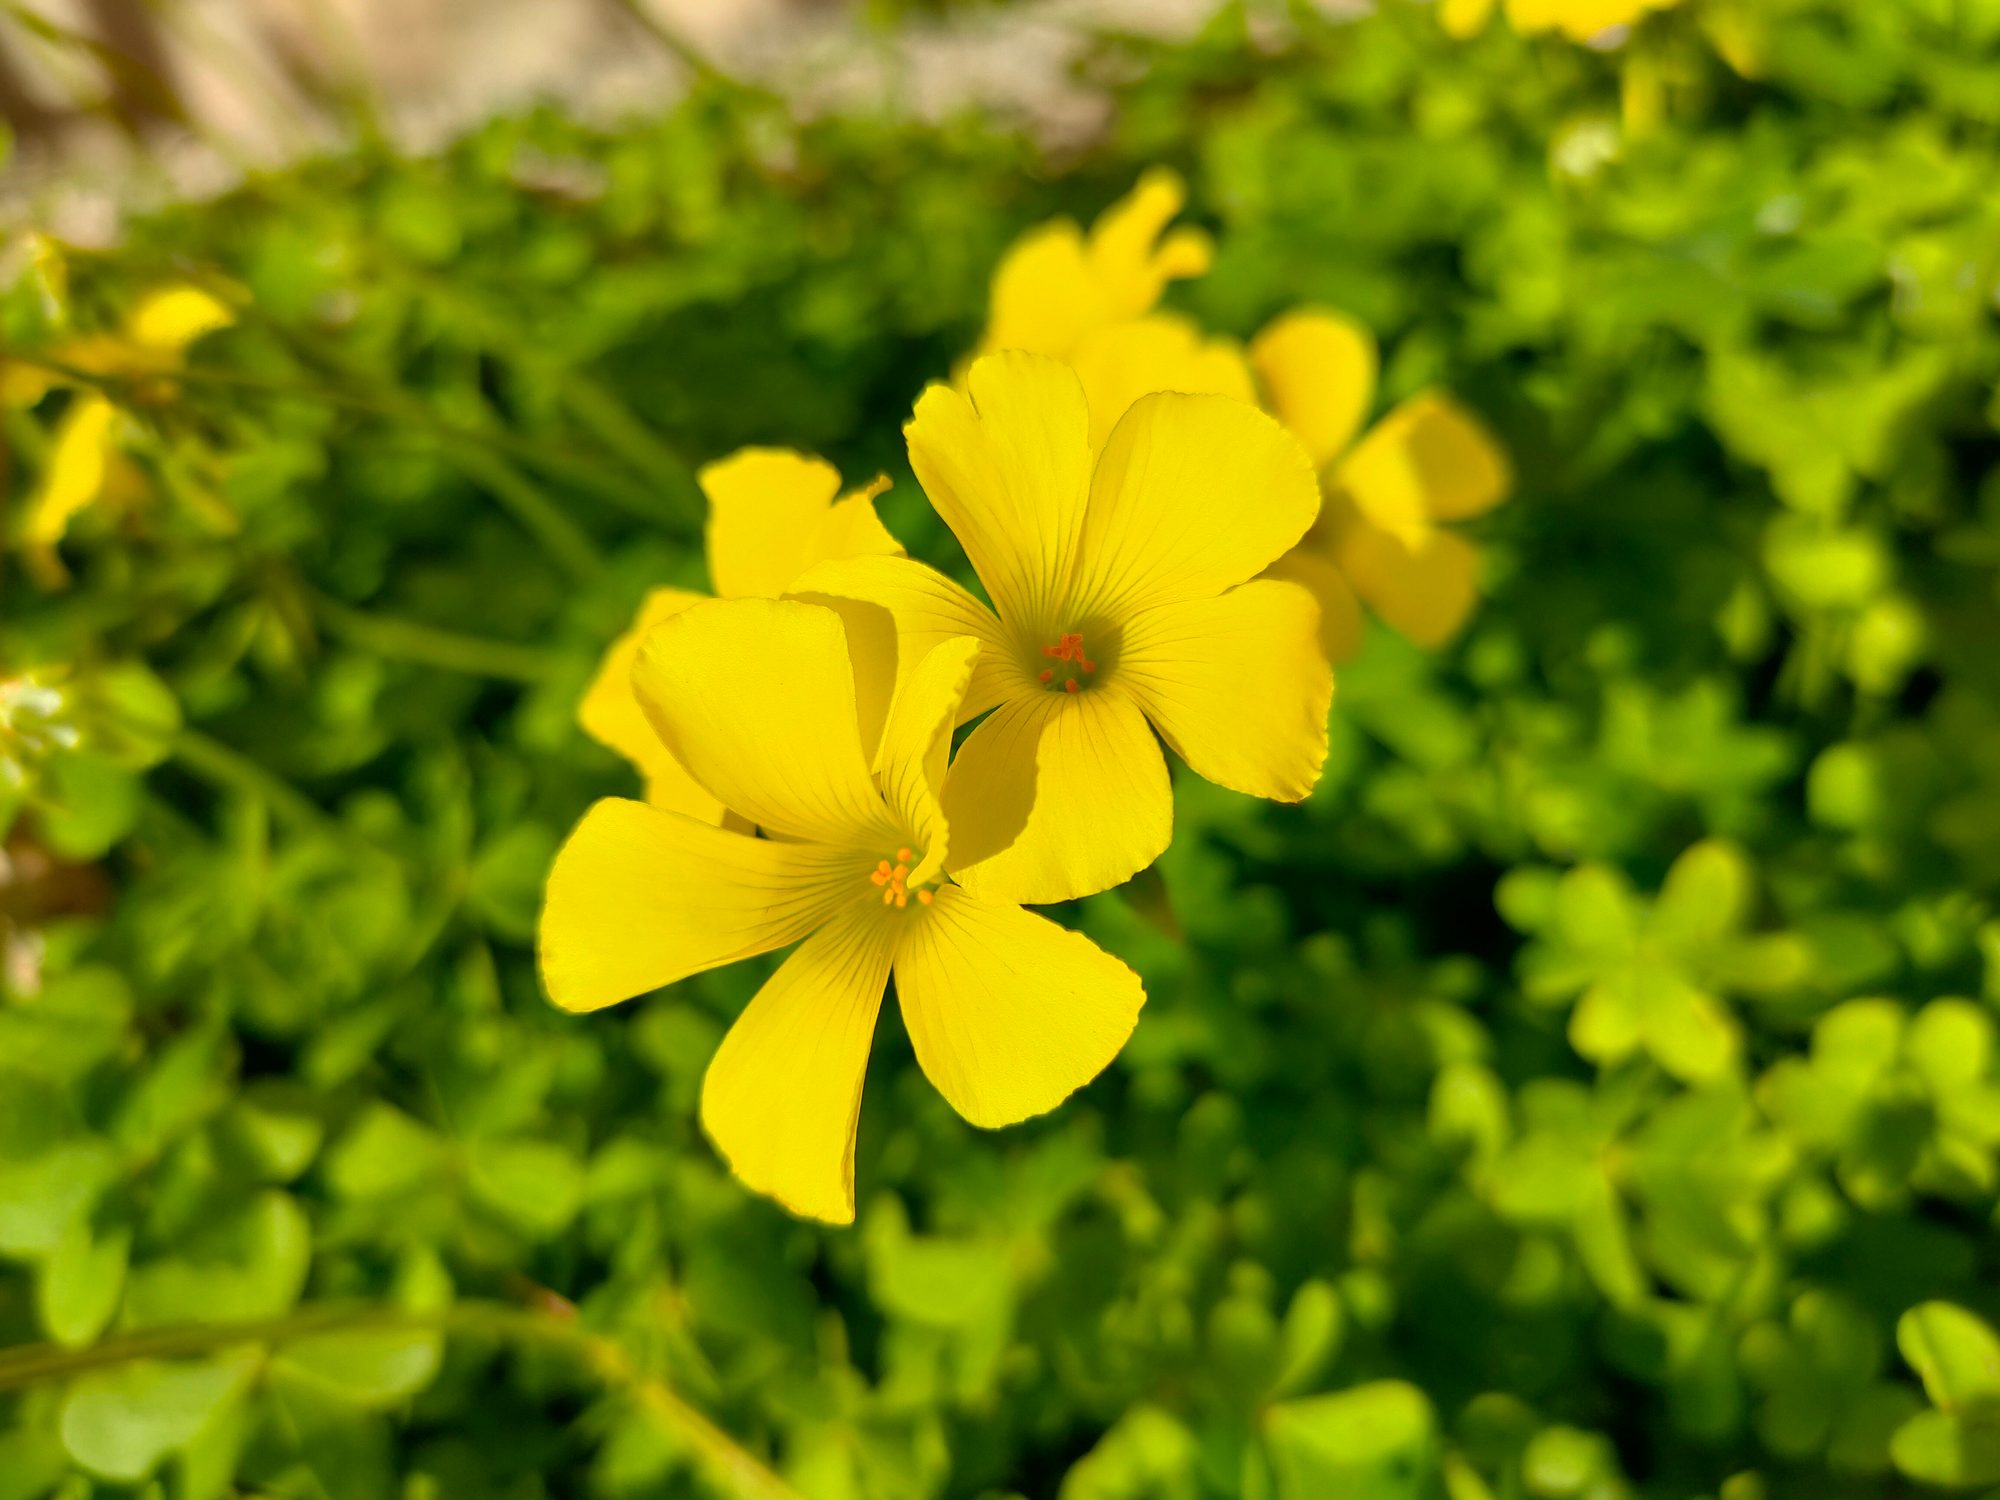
[1760,998,2000,1207]
[1503,840,1807,1081]
[6,0,2000,1495]
[1892,1303,2000,1488]
[1263,1381,1440,1499]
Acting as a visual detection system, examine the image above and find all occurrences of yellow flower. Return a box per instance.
[1251,310,1513,658]
[971,175,1511,663]
[577,448,902,823]
[3,283,235,408]
[975,168,1213,363]
[4,284,233,584]
[1061,309,1512,663]
[792,351,1331,907]
[1441,0,1682,42]
[541,598,1146,1223]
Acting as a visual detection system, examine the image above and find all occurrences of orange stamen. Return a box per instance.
[1041,632,1097,687]
[917,889,934,906]
[869,850,932,911]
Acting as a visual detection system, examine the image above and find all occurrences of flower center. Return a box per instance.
[869,848,934,910]
[1038,632,1097,694]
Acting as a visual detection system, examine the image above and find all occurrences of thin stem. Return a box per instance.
[0,0,259,179]
[0,1299,803,1500]
[244,327,606,581]
[12,356,669,531]
[559,374,702,531]
[598,0,729,87]
[0,0,192,132]
[285,0,389,142]
[145,0,323,159]
[366,267,702,532]
[170,727,342,838]
[311,592,566,684]
[443,440,604,582]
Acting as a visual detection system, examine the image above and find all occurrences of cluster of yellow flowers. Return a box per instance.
[538,173,1515,1224]
[2,257,234,588]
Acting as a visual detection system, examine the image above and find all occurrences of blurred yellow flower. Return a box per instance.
[975,168,1212,363]
[3,284,233,584]
[542,598,1145,1223]
[1441,0,1682,42]
[974,175,1513,664]
[794,351,1330,907]
[1061,309,1512,662]
[1252,310,1513,659]
[1,283,235,408]
[577,448,902,823]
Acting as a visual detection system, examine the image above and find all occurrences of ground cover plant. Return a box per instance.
[6,1,2000,1496]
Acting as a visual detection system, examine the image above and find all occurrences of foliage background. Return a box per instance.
[7,1,2000,1496]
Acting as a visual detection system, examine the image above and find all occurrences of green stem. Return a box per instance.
[367,268,703,532]
[170,728,342,838]
[312,594,565,683]
[511,433,689,528]
[597,0,731,87]
[0,1300,803,1500]
[13,355,668,529]
[442,442,604,582]
[240,328,604,581]
[559,374,703,531]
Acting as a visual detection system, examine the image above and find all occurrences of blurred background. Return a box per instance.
[0,0,1235,234]
[7,2,2000,1499]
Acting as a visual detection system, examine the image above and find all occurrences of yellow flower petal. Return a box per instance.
[1072,391,1320,620]
[700,904,898,1224]
[1441,0,1500,34]
[1334,513,1483,648]
[2,361,58,408]
[578,586,727,822]
[1265,546,1367,664]
[1119,579,1332,802]
[703,448,838,597]
[981,221,1100,359]
[1248,308,1379,473]
[1084,167,1213,324]
[35,333,132,381]
[1509,0,1667,40]
[633,598,893,848]
[822,478,903,561]
[539,798,860,1013]
[789,555,1020,734]
[894,887,1144,1128]
[906,352,1092,629]
[702,448,902,601]
[1336,391,1513,531]
[979,169,1211,360]
[24,394,119,550]
[874,637,980,888]
[125,285,233,353]
[1069,314,1256,452]
[940,690,1171,906]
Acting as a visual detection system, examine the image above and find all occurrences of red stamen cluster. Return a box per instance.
[1039,632,1097,694]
